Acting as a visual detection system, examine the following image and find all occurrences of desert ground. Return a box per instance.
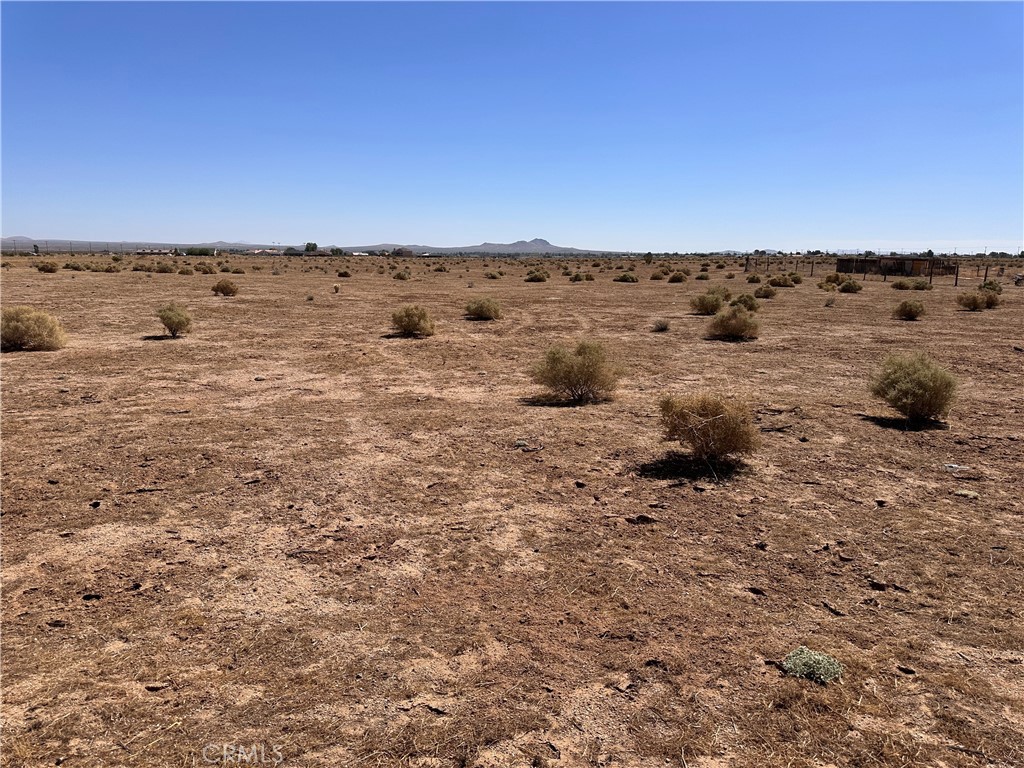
[1,254,1022,767]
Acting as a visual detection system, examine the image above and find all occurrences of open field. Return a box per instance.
[2,255,1022,767]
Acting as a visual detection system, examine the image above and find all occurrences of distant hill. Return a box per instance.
[342,238,615,255]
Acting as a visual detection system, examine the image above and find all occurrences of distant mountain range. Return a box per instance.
[1,236,618,255]
[2,235,924,256]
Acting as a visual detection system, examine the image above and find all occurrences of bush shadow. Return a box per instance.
[858,414,949,432]
[142,334,180,341]
[634,451,746,484]
[519,394,607,408]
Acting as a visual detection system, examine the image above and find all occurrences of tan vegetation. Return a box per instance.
[659,392,759,460]
[870,351,956,423]
[530,340,619,403]
[391,304,436,337]
[156,303,193,337]
[1,305,67,351]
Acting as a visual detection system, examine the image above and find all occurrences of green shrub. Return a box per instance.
[211,279,239,296]
[156,303,193,337]
[667,272,686,283]
[789,273,803,285]
[892,279,911,290]
[980,280,1002,294]
[531,341,620,403]
[613,272,639,283]
[1,306,68,352]
[705,306,760,341]
[782,647,843,685]
[730,294,760,312]
[893,300,924,321]
[659,393,758,461]
[525,268,548,282]
[465,297,502,320]
[838,279,862,293]
[955,292,986,311]
[391,305,435,337]
[753,285,777,299]
[690,293,723,315]
[36,262,59,273]
[870,352,956,423]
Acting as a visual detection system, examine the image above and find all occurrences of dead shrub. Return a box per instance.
[531,341,620,403]
[870,351,956,424]
[211,279,238,296]
[465,297,502,320]
[1,306,68,352]
[156,303,193,337]
[893,299,924,320]
[705,306,760,341]
[391,305,435,337]
[659,393,759,461]
[651,318,671,332]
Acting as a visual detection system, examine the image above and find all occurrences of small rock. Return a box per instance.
[874,499,887,508]
[954,489,979,500]
[514,439,528,448]
[574,480,587,489]
[82,593,102,601]
[254,376,265,382]
[626,514,658,525]
[89,500,101,509]
[144,682,170,692]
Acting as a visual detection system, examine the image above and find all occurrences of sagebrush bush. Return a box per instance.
[870,351,956,423]
[838,279,862,293]
[649,271,665,280]
[955,292,985,311]
[705,306,760,341]
[706,285,732,300]
[36,262,59,273]
[824,295,837,307]
[531,341,620,403]
[753,285,777,299]
[211,279,239,296]
[393,270,410,280]
[911,279,932,291]
[156,303,193,337]
[195,263,217,274]
[695,272,710,281]
[893,299,924,321]
[822,272,844,285]
[178,267,194,276]
[1,306,67,352]
[980,280,1002,294]
[525,269,548,282]
[391,305,435,337]
[651,318,671,333]
[892,279,911,290]
[613,272,639,283]
[982,290,1001,308]
[465,297,502,320]
[730,294,760,312]
[746,274,762,283]
[782,647,843,685]
[659,393,758,461]
[767,275,794,288]
[690,292,723,315]
[667,272,686,283]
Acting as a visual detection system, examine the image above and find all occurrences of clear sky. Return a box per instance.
[2,1,1022,252]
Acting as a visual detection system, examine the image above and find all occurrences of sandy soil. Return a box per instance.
[2,255,1022,767]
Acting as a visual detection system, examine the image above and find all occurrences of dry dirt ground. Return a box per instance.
[1,255,1022,768]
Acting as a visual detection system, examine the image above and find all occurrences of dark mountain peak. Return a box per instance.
[528,238,551,246]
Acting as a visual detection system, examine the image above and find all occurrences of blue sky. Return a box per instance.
[2,1,1022,252]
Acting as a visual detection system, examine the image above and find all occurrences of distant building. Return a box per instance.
[835,255,957,277]
[135,248,172,256]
